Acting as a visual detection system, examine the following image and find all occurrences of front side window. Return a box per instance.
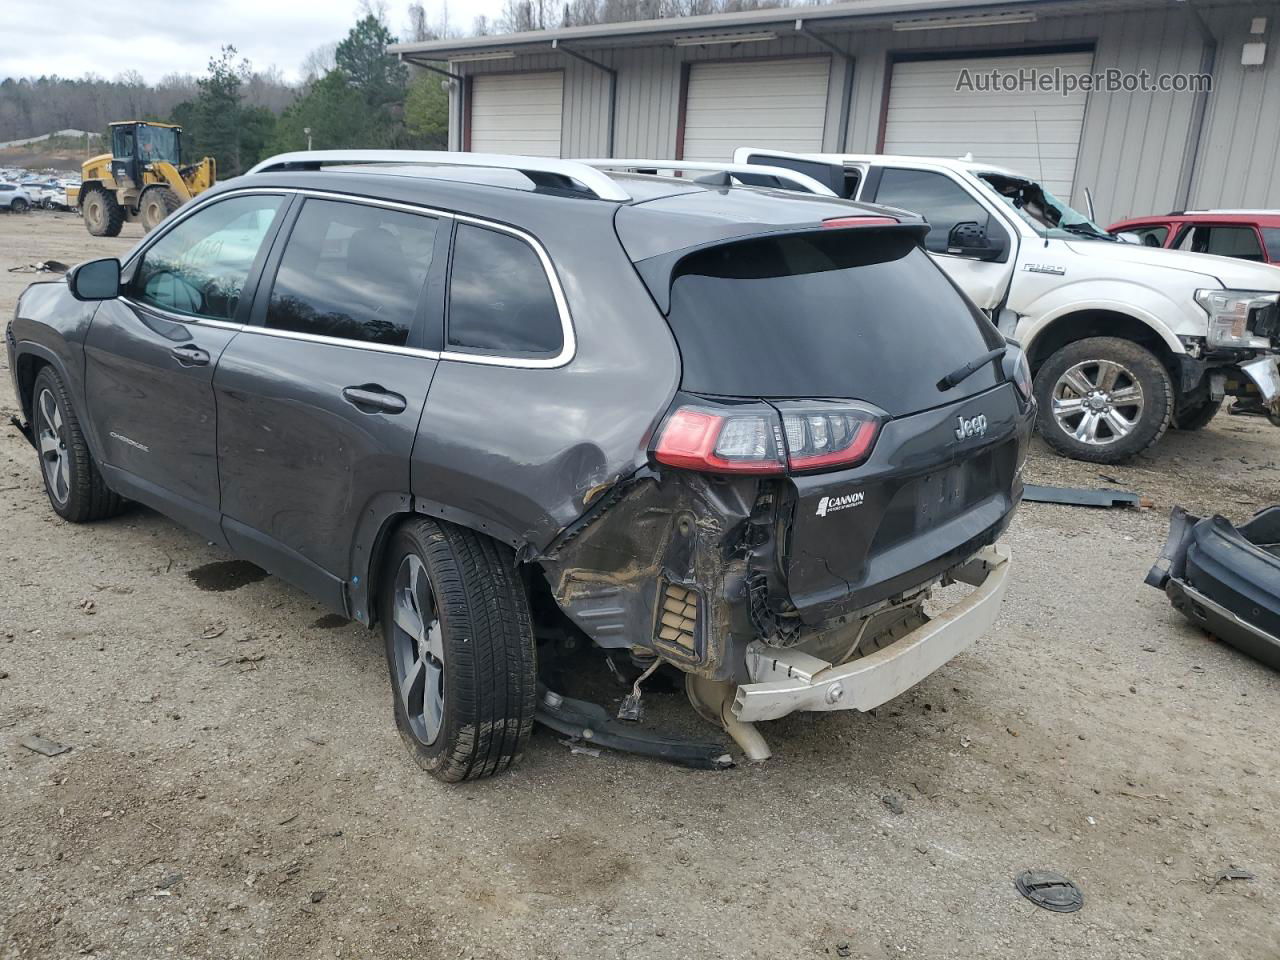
[1176,225,1265,261]
[132,193,283,320]
[265,199,438,347]
[1126,225,1169,248]
[875,168,997,256]
[447,224,562,355]
[1262,227,1280,262]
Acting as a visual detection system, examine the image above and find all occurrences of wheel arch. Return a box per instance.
[13,343,63,423]
[1024,308,1182,380]
[77,180,107,209]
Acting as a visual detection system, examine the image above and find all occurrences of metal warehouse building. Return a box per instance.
[389,0,1279,224]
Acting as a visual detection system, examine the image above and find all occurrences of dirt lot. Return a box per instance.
[1,211,1277,960]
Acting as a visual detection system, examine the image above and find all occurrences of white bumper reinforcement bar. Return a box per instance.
[732,545,1011,723]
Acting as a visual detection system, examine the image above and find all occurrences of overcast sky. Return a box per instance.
[1,0,508,83]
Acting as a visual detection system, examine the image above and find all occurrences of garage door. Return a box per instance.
[469,72,563,157]
[883,51,1094,199]
[682,58,830,162]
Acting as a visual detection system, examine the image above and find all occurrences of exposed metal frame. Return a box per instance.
[552,39,617,158]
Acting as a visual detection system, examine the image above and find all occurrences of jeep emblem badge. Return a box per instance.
[955,414,988,441]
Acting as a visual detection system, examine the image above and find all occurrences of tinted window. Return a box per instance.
[1263,228,1280,262]
[266,199,437,347]
[1176,225,1265,261]
[875,168,994,255]
[666,230,1003,416]
[1129,225,1169,248]
[447,224,562,355]
[132,194,282,320]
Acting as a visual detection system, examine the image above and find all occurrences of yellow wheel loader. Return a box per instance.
[71,121,216,236]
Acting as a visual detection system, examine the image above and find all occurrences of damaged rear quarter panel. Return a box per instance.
[537,470,766,682]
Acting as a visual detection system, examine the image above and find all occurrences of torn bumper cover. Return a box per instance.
[732,545,1010,722]
[1146,507,1280,671]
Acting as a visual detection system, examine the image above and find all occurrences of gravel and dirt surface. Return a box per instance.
[2,211,1278,960]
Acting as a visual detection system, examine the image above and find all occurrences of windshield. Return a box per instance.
[665,229,1004,416]
[976,172,1114,242]
[135,125,180,165]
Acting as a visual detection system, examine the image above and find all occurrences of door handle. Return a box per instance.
[170,344,211,366]
[342,385,408,414]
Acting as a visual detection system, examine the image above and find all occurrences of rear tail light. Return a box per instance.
[653,408,785,474]
[780,411,879,470]
[1004,346,1033,401]
[653,403,881,474]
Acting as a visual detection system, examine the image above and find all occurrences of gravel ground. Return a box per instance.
[1,212,1278,960]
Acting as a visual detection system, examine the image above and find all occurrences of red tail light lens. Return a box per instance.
[654,404,882,474]
[780,410,880,471]
[653,408,786,474]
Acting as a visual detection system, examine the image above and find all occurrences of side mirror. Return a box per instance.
[68,258,121,301]
[946,221,1008,262]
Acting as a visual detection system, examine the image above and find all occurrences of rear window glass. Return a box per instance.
[447,224,563,355]
[666,230,1002,415]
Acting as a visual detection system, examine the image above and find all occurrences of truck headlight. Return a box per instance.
[1195,289,1280,349]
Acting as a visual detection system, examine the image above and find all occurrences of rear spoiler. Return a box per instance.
[634,221,930,314]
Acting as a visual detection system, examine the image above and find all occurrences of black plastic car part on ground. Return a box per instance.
[1146,506,1280,670]
[7,152,1034,778]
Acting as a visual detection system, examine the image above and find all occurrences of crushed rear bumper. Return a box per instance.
[732,544,1009,722]
[1146,506,1280,671]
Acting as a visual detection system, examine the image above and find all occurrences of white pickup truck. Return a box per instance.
[737,147,1280,464]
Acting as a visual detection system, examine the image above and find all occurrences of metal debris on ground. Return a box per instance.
[1014,869,1084,913]
[7,260,69,274]
[882,794,905,815]
[1209,868,1255,892]
[20,734,71,757]
[1023,483,1151,509]
[558,737,601,758]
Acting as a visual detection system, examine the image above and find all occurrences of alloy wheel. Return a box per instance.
[1051,359,1145,446]
[390,553,446,745]
[37,388,70,505]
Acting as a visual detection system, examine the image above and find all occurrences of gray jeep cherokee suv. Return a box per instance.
[8,151,1034,781]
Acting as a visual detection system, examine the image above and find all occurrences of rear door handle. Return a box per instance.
[170,344,211,366]
[342,385,408,414]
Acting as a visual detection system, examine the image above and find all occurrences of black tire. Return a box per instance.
[139,187,181,232]
[379,518,536,782]
[31,366,125,523]
[11,197,29,213]
[82,185,124,237]
[1033,337,1173,464]
[1172,396,1223,431]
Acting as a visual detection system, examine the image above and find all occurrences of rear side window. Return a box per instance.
[666,230,1003,417]
[1262,228,1280,262]
[447,223,563,356]
[266,198,438,347]
[1176,225,1265,261]
[132,193,283,321]
[874,168,994,255]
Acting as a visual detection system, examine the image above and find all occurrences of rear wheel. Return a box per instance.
[1034,337,1173,464]
[82,186,124,237]
[11,197,29,213]
[139,187,181,232]
[1172,396,1223,431]
[379,518,537,782]
[31,366,124,522]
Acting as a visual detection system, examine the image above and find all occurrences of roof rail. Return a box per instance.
[576,159,837,197]
[244,150,633,203]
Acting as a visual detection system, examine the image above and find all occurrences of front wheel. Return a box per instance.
[11,197,29,213]
[379,518,537,782]
[139,187,181,232]
[1033,337,1173,464]
[31,366,125,522]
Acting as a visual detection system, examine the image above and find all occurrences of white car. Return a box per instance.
[737,147,1280,463]
[0,183,33,213]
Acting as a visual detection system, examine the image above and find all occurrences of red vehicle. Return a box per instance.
[1108,210,1280,266]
